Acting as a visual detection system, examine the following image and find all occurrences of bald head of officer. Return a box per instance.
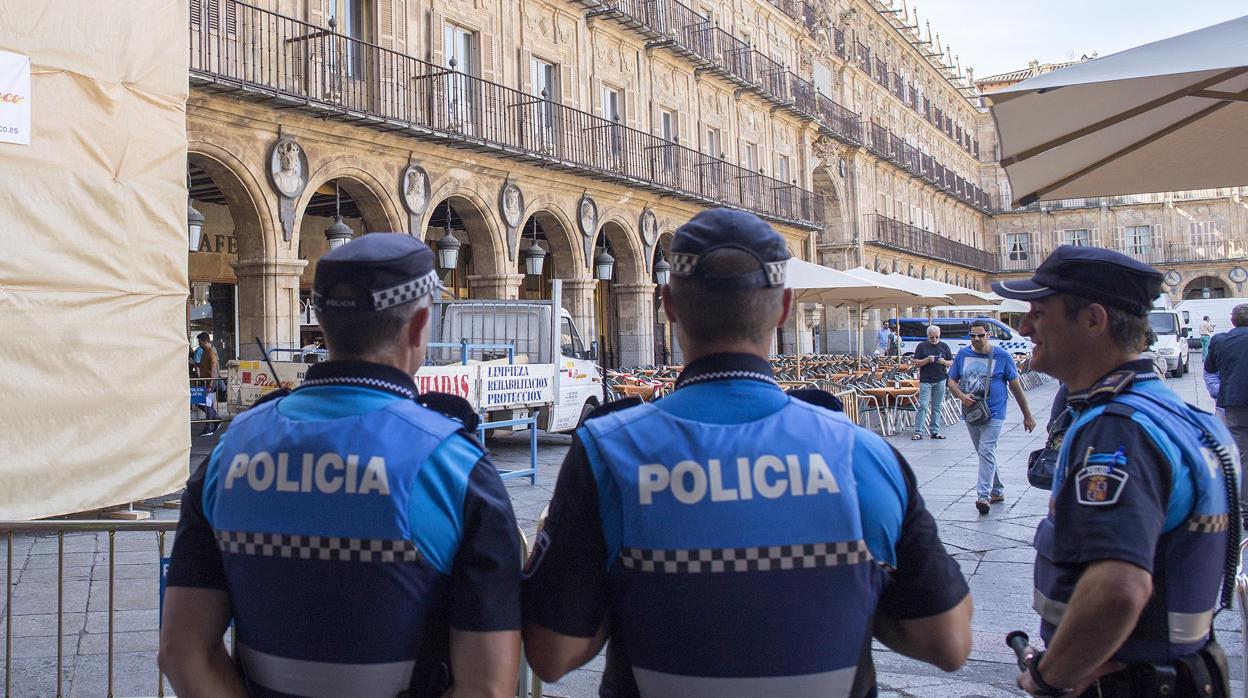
[661,207,794,362]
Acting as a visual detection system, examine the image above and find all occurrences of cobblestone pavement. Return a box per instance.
[2,355,1240,696]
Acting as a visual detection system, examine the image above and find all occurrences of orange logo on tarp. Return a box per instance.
[0,92,23,104]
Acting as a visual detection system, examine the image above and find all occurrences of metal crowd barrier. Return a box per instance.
[2,521,541,698]
[189,376,230,429]
[3,520,178,698]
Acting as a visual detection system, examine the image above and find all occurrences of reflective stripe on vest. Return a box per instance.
[583,398,888,695]
[1035,378,1235,662]
[206,398,463,691]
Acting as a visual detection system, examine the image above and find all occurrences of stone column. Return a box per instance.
[778,311,815,355]
[560,278,598,350]
[612,283,657,367]
[467,273,524,300]
[232,258,308,359]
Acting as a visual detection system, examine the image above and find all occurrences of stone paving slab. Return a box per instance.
[2,355,1240,697]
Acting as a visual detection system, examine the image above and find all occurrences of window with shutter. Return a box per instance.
[1006,233,1030,262]
[560,65,576,106]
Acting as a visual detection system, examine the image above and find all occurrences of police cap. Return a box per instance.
[312,233,442,313]
[669,208,790,290]
[991,245,1163,316]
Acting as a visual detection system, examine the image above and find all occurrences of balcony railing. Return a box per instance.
[864,121,990,211]
[991,188,1245,213]
[190,0,822,227]
[999,239,1248,272]
[815,93,864,143]
[869,215,997,271]
[833,29,847,59]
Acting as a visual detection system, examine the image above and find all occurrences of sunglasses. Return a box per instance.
[969,333,988,338]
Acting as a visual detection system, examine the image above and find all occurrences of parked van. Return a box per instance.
[1147,309,1189,377]
[1176,298,1243,349]
[892,317,1033,357]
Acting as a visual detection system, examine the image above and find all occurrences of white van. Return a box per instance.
[1176,298,1243,349]
[894,317,1033,357]
[1147,309,1189,377]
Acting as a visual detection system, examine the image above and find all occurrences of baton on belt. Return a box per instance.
[1006,630,1036,672]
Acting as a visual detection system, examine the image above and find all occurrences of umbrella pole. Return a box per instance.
[857,303,864,370]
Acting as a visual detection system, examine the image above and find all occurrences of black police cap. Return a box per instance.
[312,233,443,313]
[992,245,1163,316]
[669,208,789,291]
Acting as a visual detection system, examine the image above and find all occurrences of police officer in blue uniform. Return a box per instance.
[995,246,1241,697]
[521,209,973,697]
[159,234,523,698]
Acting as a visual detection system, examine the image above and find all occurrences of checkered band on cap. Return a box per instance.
[372,269,441,311]
[1186,513,1229,533]
[618,540,872,574]
[669,252,699,276]
[215,530,423,563]
[764,260,786,286]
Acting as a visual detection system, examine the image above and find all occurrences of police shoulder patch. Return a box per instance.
[1075,464,1129,506]
[584,397,643,422]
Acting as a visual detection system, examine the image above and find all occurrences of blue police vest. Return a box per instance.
[582,398,889,697]
[203,397,464,697]
[1034,377,1237,663]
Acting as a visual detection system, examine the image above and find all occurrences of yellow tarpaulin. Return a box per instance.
[0,0,189,519]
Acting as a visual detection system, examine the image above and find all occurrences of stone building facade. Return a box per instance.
[185,0,1244,367]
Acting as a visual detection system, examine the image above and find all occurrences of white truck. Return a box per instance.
[1147,308,1190,378]
[226,280,605,434]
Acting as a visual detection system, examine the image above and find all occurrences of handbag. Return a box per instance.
[961,350,994,426]
[1027,406,1072,489]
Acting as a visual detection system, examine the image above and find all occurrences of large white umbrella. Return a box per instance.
[923,278,997,305]
[985,14,1248,206]
[786,258,929,360]
[841,267,954,307]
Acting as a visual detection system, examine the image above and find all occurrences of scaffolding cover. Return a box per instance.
[0,0,189,519]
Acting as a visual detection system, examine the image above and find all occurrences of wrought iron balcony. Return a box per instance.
[189,0,822,228]
[864,122,989,211]
[833,29,847,59]
[990,188,1245,214]
[998,239,1248,273]
[869,216,997,272]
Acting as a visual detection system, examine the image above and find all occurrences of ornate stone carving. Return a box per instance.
[578,195,598,237]
[797,52,812,79]
[267,137,307,199]
[639,208,657,247]
[500,182,524,228]
[400,163,430,215]
[812,134,844,168]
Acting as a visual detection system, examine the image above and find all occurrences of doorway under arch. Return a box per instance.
[1182,275,1230,300]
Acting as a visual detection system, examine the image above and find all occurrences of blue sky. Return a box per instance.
[904,1,1244,79]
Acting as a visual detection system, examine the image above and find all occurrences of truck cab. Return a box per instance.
[1147,309,1189,377]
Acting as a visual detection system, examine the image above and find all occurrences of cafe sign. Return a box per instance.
[0,50,31,146]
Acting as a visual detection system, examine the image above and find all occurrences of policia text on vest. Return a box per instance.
[223,451,391,495]
[639,453,841,504]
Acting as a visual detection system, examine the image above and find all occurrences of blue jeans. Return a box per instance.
[967,418,1005,500]
[1201,335,1211,358]
[914,381,946,435]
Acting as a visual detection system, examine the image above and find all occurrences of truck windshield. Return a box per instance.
[1149,312,1178,335]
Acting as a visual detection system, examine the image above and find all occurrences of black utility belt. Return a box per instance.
[1089,641,1229,698]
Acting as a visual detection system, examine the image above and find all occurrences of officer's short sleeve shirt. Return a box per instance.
[523,357,968,639]
[166,367,522,633]
[1047,363,1172,572]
